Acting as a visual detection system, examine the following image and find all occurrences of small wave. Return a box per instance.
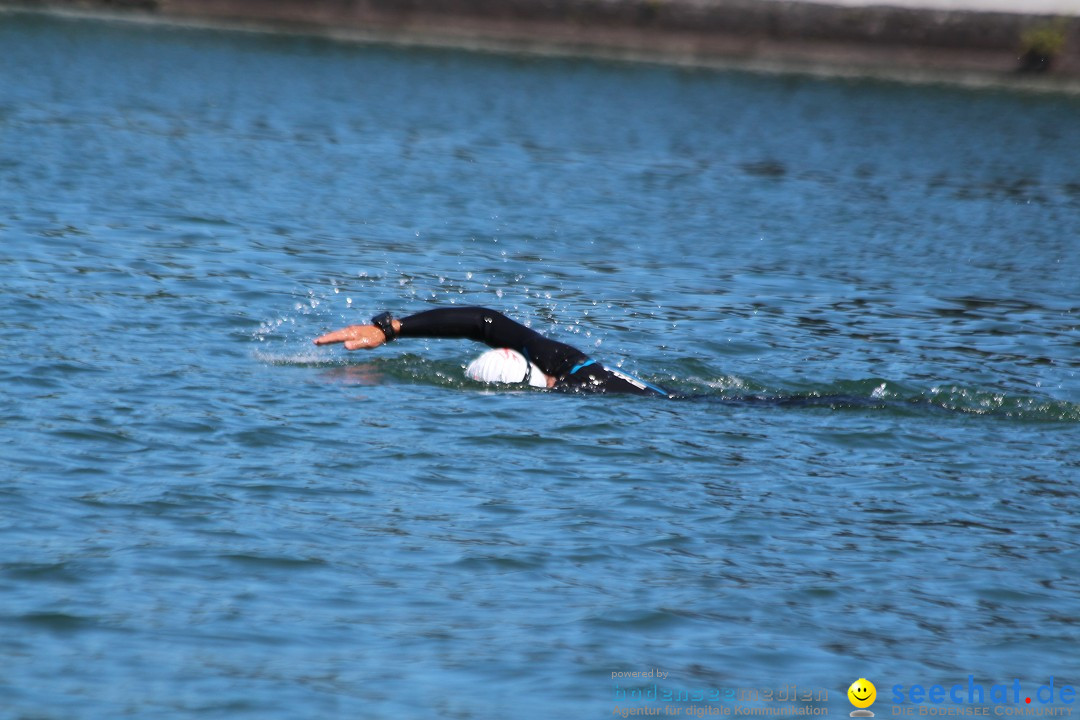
[253,347,344,367]
[683,374,766,394]
[921,384,1080,422]
[680,376,1080,422]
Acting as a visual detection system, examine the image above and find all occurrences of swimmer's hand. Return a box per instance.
[313,324,387,350]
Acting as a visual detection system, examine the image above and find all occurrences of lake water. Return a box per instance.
[1,10,1078,720]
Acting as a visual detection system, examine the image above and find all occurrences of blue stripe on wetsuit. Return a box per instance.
[569,359,597,375]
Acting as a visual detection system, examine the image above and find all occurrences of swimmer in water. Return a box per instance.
[312,307,971,412]
[313,306,669,396]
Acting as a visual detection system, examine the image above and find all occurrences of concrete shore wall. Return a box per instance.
[12,0,1080,85]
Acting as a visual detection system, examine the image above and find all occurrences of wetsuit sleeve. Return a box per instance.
[397,307,588,378]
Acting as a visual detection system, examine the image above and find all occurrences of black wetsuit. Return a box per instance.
[397,307,669,396]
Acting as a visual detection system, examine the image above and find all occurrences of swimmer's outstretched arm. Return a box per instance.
[313,319,400,350]
[314,307,587,377]
[314,307,553,352]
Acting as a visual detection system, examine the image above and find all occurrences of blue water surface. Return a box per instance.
[1,10,1079,720]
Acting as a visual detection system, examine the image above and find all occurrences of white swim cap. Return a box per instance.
[465,348,548,388]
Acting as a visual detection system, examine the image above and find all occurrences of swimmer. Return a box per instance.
[312,307,978,412]
[313,306,669,396]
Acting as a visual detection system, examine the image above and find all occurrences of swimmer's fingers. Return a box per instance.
[313,325,363,345]
[314,324,386,350]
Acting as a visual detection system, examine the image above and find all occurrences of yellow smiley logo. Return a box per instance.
[848,678,877,709]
